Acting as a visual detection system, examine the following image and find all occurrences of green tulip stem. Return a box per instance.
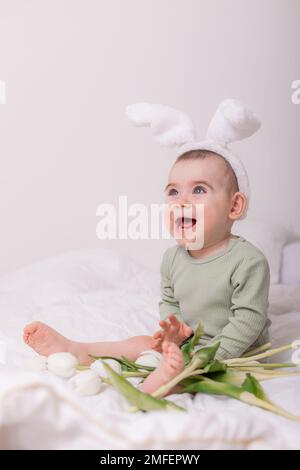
[241,342,272,357]
[224,344,294,365]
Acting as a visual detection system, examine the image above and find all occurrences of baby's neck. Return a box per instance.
[187,233,236,259]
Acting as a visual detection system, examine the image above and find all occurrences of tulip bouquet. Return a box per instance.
[38,323,300,420]
[86,324,300,419]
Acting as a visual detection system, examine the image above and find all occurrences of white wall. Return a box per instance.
[0,0,299,276]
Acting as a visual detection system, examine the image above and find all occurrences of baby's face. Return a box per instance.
[164,157,235,249]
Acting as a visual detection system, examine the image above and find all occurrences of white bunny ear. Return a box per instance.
[206,99,261,148]
[125,102,196,147]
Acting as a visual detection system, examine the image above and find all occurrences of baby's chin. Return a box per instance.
[175,237,189,248]
[173,234,204,250]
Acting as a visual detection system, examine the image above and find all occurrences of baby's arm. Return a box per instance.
[154,249,193,352]
[201,255,271,360]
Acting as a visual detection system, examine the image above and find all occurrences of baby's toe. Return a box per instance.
[23,333,29,344]
[24,321,40,335]
[169,351,183,364]
[23,324,31,335]
[162,341,172,353]
[169,357,180,368]
[168,342,180,354]
[169,355,184,372]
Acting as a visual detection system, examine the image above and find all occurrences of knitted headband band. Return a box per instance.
[125,99,261,219]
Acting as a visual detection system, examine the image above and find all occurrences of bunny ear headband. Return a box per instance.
[125,99,261,219]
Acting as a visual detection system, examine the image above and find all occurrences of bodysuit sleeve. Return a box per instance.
[158,248,184,323]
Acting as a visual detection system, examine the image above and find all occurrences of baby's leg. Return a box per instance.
[139,341,184,396]
[23,321,154,365]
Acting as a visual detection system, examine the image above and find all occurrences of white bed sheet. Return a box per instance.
[0,247,300,450]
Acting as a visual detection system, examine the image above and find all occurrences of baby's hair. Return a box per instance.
[175,149,239,195]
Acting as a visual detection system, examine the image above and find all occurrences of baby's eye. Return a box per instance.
[193,185,206,194]
[168,188,178,196]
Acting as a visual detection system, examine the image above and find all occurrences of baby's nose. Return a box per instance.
[171,202,194,217]
[178,201,193,209]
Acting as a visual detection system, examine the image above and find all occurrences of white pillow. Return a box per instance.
[280,242,300,284]
[235,217,291,284]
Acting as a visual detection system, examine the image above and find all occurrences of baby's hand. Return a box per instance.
[151,314,193,352]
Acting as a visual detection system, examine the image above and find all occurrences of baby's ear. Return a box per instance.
[229,192,248,220]
[125,102,196,148]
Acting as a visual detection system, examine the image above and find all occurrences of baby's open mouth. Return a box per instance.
[175,216,197,229]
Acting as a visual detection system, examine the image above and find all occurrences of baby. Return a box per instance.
[23,100,271,397]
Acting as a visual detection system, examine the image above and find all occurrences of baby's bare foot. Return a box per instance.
[23,321,74,357]
[140,341,184,396]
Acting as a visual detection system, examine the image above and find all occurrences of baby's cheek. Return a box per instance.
[203,200,226,226]
[203,205,215,229]
[203,205,223,238]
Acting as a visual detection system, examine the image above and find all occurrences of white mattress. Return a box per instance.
[0,247,300,450]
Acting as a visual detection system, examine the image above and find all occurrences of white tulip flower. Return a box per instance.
[90,358,121,377]
[69,370,102,396]
[135,350,162,369]
[47,352,78,378]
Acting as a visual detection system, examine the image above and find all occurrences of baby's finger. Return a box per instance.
[159,320,170,331]
[152,337,162,346]
[153,331,162,339]
[152,341,163,352]
[168,313,177,321]
[168,314,180,327]
[184,325,193,336]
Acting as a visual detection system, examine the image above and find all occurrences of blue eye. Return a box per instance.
[193,185,206,194]
[168,188,178,196]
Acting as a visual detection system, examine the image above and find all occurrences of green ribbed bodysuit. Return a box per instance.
[159,236,271,360]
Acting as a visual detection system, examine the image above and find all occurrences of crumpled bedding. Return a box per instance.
[0,247,300,450]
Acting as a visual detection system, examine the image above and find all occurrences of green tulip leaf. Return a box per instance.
[190,323,205,349]
[241,373,269,401]
[101,361,185,412]
[202,361,228,374]
[193,342,221,368]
